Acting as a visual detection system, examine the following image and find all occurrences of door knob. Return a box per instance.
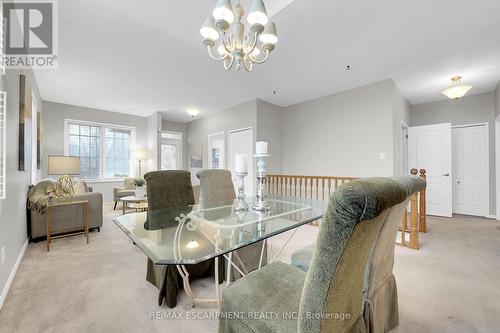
[443,173,450,177]
[457,181,461,184]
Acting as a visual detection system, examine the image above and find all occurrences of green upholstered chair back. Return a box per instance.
[143,170,194,210]
[298,176,426,333]
[196,169,236,203]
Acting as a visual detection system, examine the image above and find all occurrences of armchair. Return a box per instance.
[113,177,136,210]
[218,176,425,333]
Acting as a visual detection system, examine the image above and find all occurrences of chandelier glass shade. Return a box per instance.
[200,0,278,72]
[441,76,473,100]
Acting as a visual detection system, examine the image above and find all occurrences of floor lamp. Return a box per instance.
[133,149,148,178]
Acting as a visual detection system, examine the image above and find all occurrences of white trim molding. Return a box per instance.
[496,115,500,220]
[0,238,29,310]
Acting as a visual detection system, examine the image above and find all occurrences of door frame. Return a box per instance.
[400,121,409,175]
[208,131,226,170]
[160,130,182,170]
[452,122,489,217]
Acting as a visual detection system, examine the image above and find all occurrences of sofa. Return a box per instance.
[113,177,136,210]
[29,180,103,240]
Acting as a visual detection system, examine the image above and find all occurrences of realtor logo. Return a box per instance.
[2,0,58,68]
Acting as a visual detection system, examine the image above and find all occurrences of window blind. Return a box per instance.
[0,91,6,199]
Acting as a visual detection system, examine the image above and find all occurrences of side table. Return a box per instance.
[45,200,89,252]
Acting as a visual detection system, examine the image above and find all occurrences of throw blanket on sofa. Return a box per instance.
[27,179,57,213]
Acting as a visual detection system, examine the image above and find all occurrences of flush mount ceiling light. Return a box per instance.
[441,76,473,100]
[187,108,200,117]
[200,0,278,72]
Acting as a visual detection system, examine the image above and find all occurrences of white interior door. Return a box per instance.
[452,125,488,216]
[409,123,452,217]
[228,128,253,197]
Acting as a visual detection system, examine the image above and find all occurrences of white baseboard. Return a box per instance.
[486,214,497,220]
[0,238,29,310]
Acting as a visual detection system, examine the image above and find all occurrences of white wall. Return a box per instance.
[41,101,150,201]
[281,80,396,177]
[147,112,161,173]
[187,100,257,184]
[0,68,42,308]
[256,100,284,174]
[410,92,496,216]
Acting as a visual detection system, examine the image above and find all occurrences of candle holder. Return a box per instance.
[253,153,271,211]
[234,172,249,211]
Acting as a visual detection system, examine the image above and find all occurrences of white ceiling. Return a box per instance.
[34,0,500,122]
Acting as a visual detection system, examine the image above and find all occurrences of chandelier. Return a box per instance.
[200,0,278,72]
[441,76,473,100]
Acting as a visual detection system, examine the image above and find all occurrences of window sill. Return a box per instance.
[84,179,125,184]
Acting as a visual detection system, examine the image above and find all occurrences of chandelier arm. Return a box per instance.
[219,30,234,53]
[243,57,253,72]
[224,55,235,70]
[243,31,258,55]
[206,45,227,61]
[249,49,270,64]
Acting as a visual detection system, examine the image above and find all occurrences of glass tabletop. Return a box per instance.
[113,195,327,265]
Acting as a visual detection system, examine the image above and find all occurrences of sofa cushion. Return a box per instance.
[73,180,87,194]
[291,243,315,273]
[219,261,306,333]
[117,190,136,197]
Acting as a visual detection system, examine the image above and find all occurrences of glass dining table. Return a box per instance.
[113,195,327,308]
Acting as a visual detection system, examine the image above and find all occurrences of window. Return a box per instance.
[160,131,182,170]
[0,91,6,199]
[65,120,135,180]
[104,128,131,178]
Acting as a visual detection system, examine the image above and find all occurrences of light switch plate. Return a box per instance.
[379,152,386,161]
[1,246,5,264]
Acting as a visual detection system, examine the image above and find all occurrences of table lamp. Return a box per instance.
[133,149,148,177]
[47,156,80,200]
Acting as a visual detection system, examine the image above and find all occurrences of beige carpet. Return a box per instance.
[0,204,499,332]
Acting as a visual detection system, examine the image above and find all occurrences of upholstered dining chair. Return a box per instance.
[143,170,223,308]
[218,176,426,333]
[290,176,424,333]
[196,169,267,281]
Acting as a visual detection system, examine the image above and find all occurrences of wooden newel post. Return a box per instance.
[419,169,427,233]
[409,191,419,250]
[409,168,419,249]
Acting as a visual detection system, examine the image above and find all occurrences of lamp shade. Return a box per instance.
[259,22,278,44]
[133,149,148,160]
[247,0,268,26]
[48,156,80,175]
[213,0,234,24]
[200,16,219,41]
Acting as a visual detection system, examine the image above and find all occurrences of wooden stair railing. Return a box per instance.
[265,170,427,250]
[398,168,427,250]
[265,175,359,201]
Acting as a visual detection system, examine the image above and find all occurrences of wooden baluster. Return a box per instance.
[419,169,427,233]
[321,177,325,201]
[286,177,292,196]
[409,191,419,250]
[294,177,297,197]
[334,178,339,191]
[315,177,319,200]
[327,178,332,199]
[401,209,407,246]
